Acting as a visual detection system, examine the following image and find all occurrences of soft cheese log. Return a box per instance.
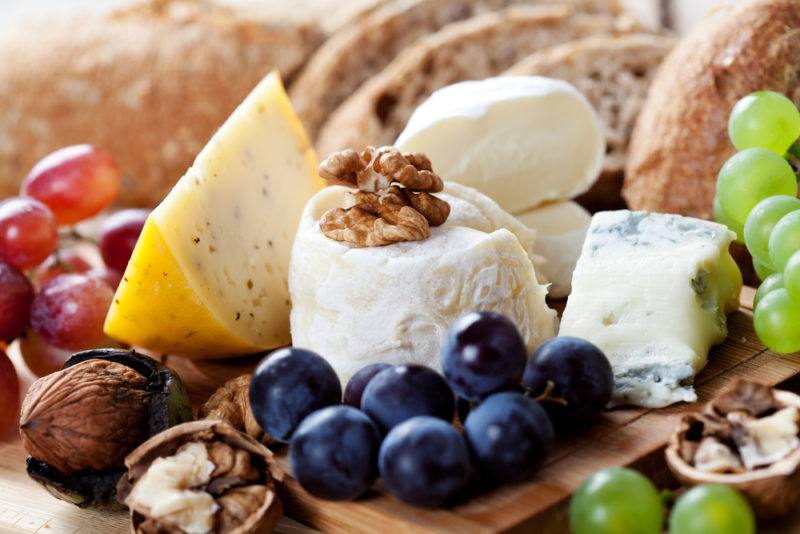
[289,186,556,384]
[515,201,591,298]
[104,72,324,358]
[559,211,742,408]
[395,76,605,214]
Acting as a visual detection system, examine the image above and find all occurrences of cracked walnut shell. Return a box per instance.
[317,146,450,247]
[118,420,282,534]
[666,380,800,518]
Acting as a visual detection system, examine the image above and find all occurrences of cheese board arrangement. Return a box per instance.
[4,1,800,533]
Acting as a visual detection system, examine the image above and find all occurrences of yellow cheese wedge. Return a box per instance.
[105,71,324,357]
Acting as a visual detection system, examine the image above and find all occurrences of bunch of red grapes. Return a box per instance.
[0,145,148,434]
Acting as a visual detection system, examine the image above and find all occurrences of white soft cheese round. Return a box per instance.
[515,201,591,298]
[289,186,556,385]
[396,76,605,214]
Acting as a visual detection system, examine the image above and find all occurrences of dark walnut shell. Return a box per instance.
[117,420,283,534]
[21,349,192,509]
[666,380,800,518]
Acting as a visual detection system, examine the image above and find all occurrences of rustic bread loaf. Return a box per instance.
[623,0,800,219]
[316,5,635,158]
[290,0,622,141]
[507,33,675,210]
[0,0,323,208]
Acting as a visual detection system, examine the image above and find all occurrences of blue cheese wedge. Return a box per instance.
[559,210,742,408]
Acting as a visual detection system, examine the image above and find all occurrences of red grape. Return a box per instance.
[18,329,72,377]
[0,260,35,342]
[22,145,121,225]
[99,209,149,273]
[87,268,123,291]
[33,251,92,289]
[0,197,58,270]
[0,348,20,435]
[30,274,114,350]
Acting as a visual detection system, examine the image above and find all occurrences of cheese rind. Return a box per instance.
[395,76,605,214]
[515,201,591,298]
[289,186,556,384]
[559,210,742,408]
[105,72,324,357]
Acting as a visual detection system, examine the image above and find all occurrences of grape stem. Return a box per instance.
[534,380,568,406]
[59,227,98,246]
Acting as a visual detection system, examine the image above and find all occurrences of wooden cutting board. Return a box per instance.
[3,287,800,533]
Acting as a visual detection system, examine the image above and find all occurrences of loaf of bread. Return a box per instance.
[0,0,324,208]
[290,0,623,141]
[624,0,800,219]
[507,33,674,210]
[316,5,635,158]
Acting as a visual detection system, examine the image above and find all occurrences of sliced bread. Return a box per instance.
[292,0,623,141]
[506,33,675,210]
[315,5,635,158]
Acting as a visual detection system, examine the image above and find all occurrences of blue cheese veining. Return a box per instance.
[559,210,742,408]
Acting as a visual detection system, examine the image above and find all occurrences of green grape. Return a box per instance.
[729,91,800,155]
[754,288,800,353]
[712,196,743,242]
[769,210,800,271]
[570,467,663,534]
[744,195,800,269]
[669,484,755,534]
[752,256,775,281]
[783,250,800,302]
[716,148,797,225]
[755,273,784,308]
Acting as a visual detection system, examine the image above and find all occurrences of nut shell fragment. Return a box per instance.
[118,420,282,534]
[199,375,269,444]
[666,380,800,518]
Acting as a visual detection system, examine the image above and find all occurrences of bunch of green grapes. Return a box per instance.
[715,91,800,354]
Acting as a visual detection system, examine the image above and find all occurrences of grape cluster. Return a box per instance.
[0,145,149,385]
[570,468,755,534]
[253,313,612,508]
[715,91,800,353]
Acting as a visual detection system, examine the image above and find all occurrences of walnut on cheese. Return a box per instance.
[318,146,451,247]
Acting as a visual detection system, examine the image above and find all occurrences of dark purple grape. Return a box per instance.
[290,406,380,500]
[0,260,34,342]
[343,363,392,408]
[440,312,527,402]
[464,392,553,483]
[379,416,470,507]
[522,337,613,424]
[361,365,454,433]
[99,209,149,273]
[249,348,342,443]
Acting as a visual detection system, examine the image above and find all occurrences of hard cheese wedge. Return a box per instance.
[559,210,742,408]
[105,72,324,357]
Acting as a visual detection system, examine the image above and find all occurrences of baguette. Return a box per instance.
[0,0,323,208]
[507,33,675,210]
[624,0,800,219]
[316,5,635,158]
[290,0,622,141]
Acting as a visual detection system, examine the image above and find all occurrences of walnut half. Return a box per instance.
[317,146,450,247]
[118,420,282,534]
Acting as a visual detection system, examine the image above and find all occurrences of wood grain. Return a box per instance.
[2,286,799,533]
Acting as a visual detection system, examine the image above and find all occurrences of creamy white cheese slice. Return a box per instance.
[289,186,556,384]
[395,76,605,214]
[559,210,742,408]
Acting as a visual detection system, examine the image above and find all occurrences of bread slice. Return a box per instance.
[0,0,324,208]
[291,0,623,141]
[315,5,635,158]
[506,33,675,210]
[624,0,800,219]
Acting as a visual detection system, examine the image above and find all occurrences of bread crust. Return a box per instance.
[316,5,633,159]
[507,33,675,210]
[0,0,323,208]
[623,0,800,219]
[290,0,622,141]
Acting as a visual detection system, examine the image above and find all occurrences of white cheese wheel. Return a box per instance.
[515,201,591,298]
[395,76,605,214]
[289,186,556,384]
